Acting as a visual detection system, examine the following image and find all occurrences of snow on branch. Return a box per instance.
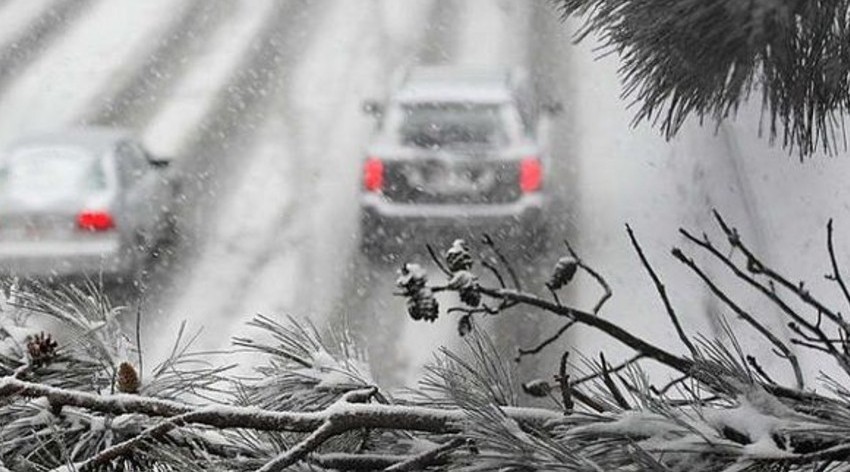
[8,215,850,469]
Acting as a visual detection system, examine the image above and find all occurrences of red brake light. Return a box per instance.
[520,157,542,193]
[77,210,115,231]
[363,157,383,192]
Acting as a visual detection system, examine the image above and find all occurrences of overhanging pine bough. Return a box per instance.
[7,215,850,469]
[555,0,850,158]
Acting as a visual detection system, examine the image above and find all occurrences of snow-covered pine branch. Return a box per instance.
[5,215,850,469]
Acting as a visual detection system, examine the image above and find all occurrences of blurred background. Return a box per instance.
[0,0,845,390]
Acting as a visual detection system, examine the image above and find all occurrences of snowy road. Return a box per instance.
[1,0,847,392]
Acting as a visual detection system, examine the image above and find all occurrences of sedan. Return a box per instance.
[0,128,180,285]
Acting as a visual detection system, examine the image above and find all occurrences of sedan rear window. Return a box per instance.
[396,103,509,149]
[0,146,107,201]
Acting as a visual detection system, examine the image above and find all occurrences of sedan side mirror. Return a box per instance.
[362,100,384,117]
[148,156,172,168]
[542,100,563,115]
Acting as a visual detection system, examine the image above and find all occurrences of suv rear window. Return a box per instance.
[395,103,509,149]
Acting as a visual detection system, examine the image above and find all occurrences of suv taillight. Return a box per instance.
[519,157,542,193]
[363,157,383,192]
[77,210,115,231]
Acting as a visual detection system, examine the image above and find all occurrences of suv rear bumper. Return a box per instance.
[360,193,548,249]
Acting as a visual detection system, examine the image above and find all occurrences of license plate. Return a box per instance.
[425,167,495,194]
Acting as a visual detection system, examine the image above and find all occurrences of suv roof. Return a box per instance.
[392,66,521,104]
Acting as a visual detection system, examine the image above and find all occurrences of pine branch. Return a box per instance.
[556,0,850,158]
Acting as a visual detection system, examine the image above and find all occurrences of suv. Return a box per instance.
[359,66,559,258]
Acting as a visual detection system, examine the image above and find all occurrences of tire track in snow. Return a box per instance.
[417,0,460,65]
[0,0,98,91]
[77,0,230,128]
[142,0,327,357]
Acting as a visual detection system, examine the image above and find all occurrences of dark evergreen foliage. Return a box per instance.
[555,0,850,157]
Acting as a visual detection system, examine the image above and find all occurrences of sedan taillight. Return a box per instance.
[77,210,115,231]
[519,157,542,193]
[363,157,383,192]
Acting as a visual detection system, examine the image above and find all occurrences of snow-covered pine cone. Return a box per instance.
[445,239,473,272]
[398,263,439,322]
[406,287,439,322]
[457,314,473,336]
[448,269,481,307]
[396,263,428,296]
[547,256,578,290]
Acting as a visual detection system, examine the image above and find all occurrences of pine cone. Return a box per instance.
[398,264,439,322]
[445,239,473,272]
[457,314,473,336]
[459,287,481,307]
[117,362,140,394]
[448,270,480,307]
[547,256,578,290]
[522,379,552,397]
[26,332,58,368]
[396,263,428,296]
[406,288,439,322]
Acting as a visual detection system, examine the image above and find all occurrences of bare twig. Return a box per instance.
[548,285,563,307]
[746,355,777,385]
[426,244,452,277]
[563,239,612,314]
[672,246,804,389]
[482,234,521,291]
[827,219,850,314]
[481,259,507,289]
[681,227,850,375]
[477,286,691,375]
[714,210,850,336]
[627,224,696,357]
[516,320,577,362]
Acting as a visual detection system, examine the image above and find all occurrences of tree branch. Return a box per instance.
[826,219,850,314]
[627,224,696,356]
[672,246,804,389]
